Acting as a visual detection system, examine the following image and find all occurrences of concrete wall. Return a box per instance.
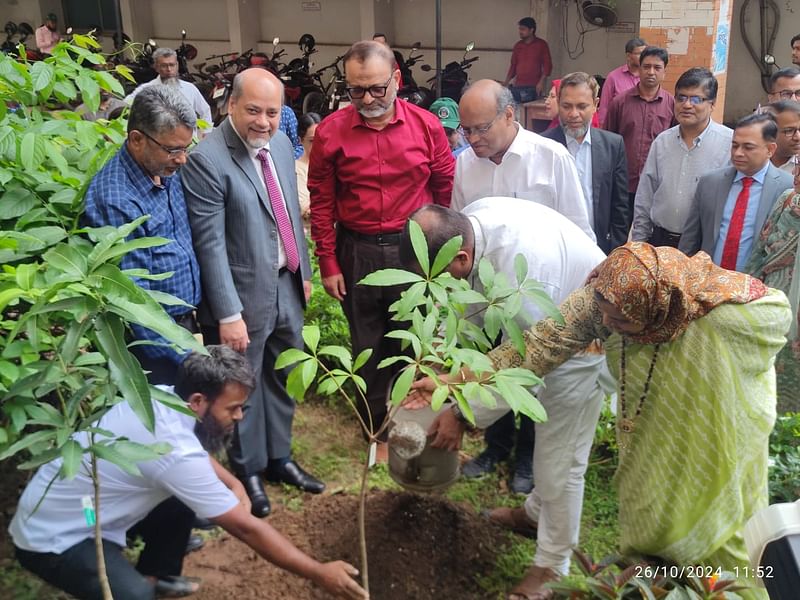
[725,0,800,122]
[0,0,48,28]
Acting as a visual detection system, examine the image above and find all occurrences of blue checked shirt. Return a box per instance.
[280,105,304,159]
[83,143,201,366]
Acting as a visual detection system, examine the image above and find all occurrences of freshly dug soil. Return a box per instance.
[185,490,511,599]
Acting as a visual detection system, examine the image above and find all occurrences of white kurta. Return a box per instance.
[452,126,596,242]
[127,76,213,129]
[460,197,607,574]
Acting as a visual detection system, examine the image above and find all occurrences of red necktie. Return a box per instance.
[720,176,753,271]
[256,149,300,272]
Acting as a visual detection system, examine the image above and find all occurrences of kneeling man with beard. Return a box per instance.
[9,346,367,600]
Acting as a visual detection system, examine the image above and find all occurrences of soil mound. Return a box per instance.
[185,490,511,599]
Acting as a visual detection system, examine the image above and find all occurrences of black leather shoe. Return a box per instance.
[462,449,507,478]
[510,464,534,494]
[184,534,204,554]
[192,516,215,531]
[241,474,271,517]
[266,460,325,494]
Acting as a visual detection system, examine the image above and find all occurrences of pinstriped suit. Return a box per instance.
[182,118,311,475]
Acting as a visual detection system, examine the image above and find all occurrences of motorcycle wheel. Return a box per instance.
[302,91,327,116]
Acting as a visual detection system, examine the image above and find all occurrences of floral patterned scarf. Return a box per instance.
[591,242,767,344]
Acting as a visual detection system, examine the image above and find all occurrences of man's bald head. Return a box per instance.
[229,67,284,148]
[400,205,475,277]
[458,79,518,162]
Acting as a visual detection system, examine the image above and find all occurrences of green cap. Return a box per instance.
[429,97,460,130]
[46,13,58,22]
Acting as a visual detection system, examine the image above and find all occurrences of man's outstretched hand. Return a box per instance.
[316,561,369,599]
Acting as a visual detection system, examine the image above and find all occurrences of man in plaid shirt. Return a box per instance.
[83,86,201,385]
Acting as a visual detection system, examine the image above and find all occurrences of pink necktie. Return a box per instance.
[256,149,299,272]
[720,176,753,271]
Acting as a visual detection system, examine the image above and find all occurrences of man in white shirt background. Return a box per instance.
[10,346,366,600]
[127,48,213,135]
[765,100,800,173]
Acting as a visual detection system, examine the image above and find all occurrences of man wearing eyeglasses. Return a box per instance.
[766,100,800,173]
[680,112,793,270]
[631,68,732,247]
[309,41,454,458]
[83,85,201,385]
[767,66,800,103]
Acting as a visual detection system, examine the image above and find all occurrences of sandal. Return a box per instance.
[483,506,538,538]
[155,575,202,598]
[508,565,560,600]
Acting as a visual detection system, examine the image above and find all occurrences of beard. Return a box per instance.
[194,414,231,455]
[563,122,589,140]
[160,75,180,87]
[356,88,397,120]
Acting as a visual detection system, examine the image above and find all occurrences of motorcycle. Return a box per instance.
[176,29,198,79]
[1,21,17,55]
[421,41,478,102]
[397,42,434,108]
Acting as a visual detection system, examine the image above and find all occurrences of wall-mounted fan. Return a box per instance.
[581,1,618,27]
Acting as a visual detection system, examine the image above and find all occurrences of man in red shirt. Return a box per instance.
[309,41,454,456]
[503,17,552,104]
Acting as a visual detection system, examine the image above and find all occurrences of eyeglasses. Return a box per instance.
[676,94,709,106]
[781,127,800,138]
[137,130,193,157]
[777,89,800,100]
[345,75,394,99]
[459,113,502,138]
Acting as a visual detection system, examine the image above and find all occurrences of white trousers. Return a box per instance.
[521,354,606,574]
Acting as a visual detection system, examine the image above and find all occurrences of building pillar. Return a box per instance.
[639,0,734,122]
[227,0,260,53]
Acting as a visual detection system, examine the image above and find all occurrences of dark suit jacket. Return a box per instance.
[181,119,311,330]
[678,163,794,260]
[540,125,629,254]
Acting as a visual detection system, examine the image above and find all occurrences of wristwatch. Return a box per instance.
[450,403,476,431]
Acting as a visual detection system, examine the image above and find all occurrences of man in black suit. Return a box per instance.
[540,71,629,253]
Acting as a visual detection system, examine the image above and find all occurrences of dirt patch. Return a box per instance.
[185,490,511,600]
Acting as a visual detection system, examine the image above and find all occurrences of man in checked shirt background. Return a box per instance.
[83,85,201,386]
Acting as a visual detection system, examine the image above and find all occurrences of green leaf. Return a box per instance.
[113,439,172,463]
[275,348,311,370]
[448,289,487,304]
[359,268,424,287]
[390,366,416,406]
[430,234,463,277]
[478,258,495,288]
[0,429,56,461]
[89,236,170,268]
[318,345,352,370]
[302,325,320,353]
[0,287,25,313]
[76,73,101,111]
[14,262,39,290]
[353,348,372,372]
[505,318,526,356]
[431,385,449,411]
[150,386,195,418]
[0,187,38,219]
[408,219,430,275]
[43,243,88,278]
[376,355,414,369]
[514,253,529,285]
[90,442,141,477]
[285,360,311,401]
[144,290,193,308]
[59,440,84,480]
[93,312,154,432]
[385,329,421,358]
[20,132,45,170]
[30,61,54,92]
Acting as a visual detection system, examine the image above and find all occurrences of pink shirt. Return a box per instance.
[35,25,60,54]
[598,64,639,128]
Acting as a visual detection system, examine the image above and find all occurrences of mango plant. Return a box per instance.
[1,37,203,599]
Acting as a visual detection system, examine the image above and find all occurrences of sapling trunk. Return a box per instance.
[91,451,114,600]
[358,441,372,593]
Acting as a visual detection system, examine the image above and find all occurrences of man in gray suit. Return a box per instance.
[540,71,629,253]
[182,68,323,518]
[680,113,793,270]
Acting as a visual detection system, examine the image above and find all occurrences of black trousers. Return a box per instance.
[15,496,193,600]
[484,411,536,470]
[337,229,409,440]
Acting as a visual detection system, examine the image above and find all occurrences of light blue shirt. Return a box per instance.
[713,162,770,271]
[565,128,594,227]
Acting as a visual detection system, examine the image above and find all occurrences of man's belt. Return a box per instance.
[341,227,403,246]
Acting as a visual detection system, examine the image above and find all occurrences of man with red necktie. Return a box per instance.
[680,112,793,270]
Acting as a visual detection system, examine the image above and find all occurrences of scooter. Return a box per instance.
[397,42,434,108]
[421,41,478,102]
